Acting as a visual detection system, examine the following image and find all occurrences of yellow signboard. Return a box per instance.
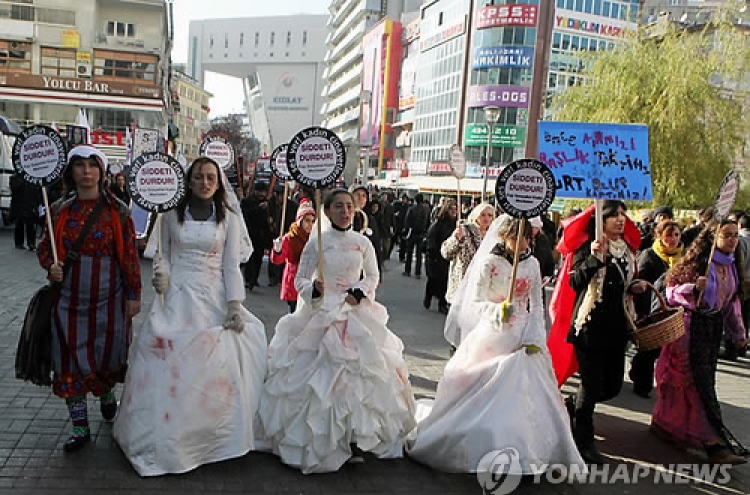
[62,30,80,49]
[76,51,91,64]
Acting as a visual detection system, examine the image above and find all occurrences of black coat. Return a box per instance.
[531,231,556,278]
[10,174,41,221]
[241,194,272,247]
[634,248,669,318]
[568,241,634,347]
[425,217,455,279]
[404,203,430,239]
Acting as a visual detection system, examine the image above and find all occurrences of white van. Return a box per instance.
[0,133,15,226]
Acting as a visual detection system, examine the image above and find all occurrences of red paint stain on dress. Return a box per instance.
[200,377,236,419]
[164,412,170,421]
[170,365,180,380]
[169,385,178,398]
[152,337,174,360]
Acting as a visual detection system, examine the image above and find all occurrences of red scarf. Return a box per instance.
[287,222,309,264]
[547,205,641,386]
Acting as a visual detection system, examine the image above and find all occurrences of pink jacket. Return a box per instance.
[270,234,302,302]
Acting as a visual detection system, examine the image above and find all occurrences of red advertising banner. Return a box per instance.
[476,5,538,29]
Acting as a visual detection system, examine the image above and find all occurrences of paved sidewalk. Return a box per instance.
[0,228,747,494]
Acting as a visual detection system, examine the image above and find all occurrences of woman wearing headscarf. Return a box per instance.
[258,189,415,474]
[37,145,141,452]
[270,199,316,313]
[629,219,683,398]
[651,219,748,464]
[407,216,585,474]
[441,203,494,347]
[547,200,645,464]
[114,157,267,476]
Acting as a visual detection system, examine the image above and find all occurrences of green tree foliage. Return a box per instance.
[550,11,749,208]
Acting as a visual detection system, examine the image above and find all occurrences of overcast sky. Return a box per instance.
[171,0,330,116]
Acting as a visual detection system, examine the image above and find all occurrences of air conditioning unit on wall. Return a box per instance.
[77,62,92,78]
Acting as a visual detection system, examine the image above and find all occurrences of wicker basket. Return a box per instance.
[624,280,685,351]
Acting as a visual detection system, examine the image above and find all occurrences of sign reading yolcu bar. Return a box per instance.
[476,4,538,29]
[467,85,529,108]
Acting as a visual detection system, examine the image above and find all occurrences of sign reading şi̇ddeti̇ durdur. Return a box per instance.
[127,152,186,213]
[286,127,345,189]
[12,125,67,187]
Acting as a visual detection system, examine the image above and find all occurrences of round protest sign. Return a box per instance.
[449,144,466,179]
[270,143,292,181]
[714,170,739,221]
[199,135,235,170]
[11,125,66,187]
[286,127,345,189]
[495,158,556,218]
[127,152,187,213]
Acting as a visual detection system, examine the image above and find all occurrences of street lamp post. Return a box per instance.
[361,90,372,187]
[482,105,500,201]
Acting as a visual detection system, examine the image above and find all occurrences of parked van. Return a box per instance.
[0,132,15,226]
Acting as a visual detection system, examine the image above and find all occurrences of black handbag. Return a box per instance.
[15,199,106,386]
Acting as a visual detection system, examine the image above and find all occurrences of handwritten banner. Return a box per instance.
[538,121,652,201]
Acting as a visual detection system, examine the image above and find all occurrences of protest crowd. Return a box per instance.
[7,129,749,479]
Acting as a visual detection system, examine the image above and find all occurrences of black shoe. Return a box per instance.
[348,443,365,464]
[27,246,36,251]
[449,345,457,357]
[14,245,25,249]
[423,294,431,309]
[402,271,410,277]
[63,433,91,453]
[578,444,605,465]
[633,387,652,399]
[438,303,449,315]
[101,400,117,421]
[414,274,421,279]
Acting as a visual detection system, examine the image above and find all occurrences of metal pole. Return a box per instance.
[482,122,494,202]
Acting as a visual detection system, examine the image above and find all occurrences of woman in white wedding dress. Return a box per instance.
[407,216,584,474]
[257,188,415,474]
[114,157,267,476]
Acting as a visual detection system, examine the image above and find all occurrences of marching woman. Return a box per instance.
[629,219,683,398]
[423,199,458,314]
[407,216,585,474]
[651,219,748,464]
[441,202,495,347]
[37,145,141,452]
[258,188,415,474]
[547,201,645,464]
[114,157,267,476]
[270,199,316,313]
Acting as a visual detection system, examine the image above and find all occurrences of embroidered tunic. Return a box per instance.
[37,194,141,398]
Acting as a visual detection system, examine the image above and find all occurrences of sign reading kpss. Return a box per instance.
[127,152,186,213]
[286,127,345,189]
[495,158,556,218]
[12,125,67,187]
[199,135,235,171]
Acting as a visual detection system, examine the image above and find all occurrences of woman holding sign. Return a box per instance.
[651,219,748,464]
[258,188,415,474]
[550,200,645,465]
[37,145,142,453]
[114,157,268,476]
[407,216,585,474]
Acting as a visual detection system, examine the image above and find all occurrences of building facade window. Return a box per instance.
[40,47,76,77]
[107,21,136,38]
[0,40,32,73]
[94,50,158,83]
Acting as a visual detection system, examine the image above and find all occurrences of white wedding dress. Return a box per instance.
[257,227,416,474]
[407,251,585,474]
[114,209,268,476]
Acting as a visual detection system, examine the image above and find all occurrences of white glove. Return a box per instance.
[152,271,169,295]
[273,237,283,253]
[223,301,244,333]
